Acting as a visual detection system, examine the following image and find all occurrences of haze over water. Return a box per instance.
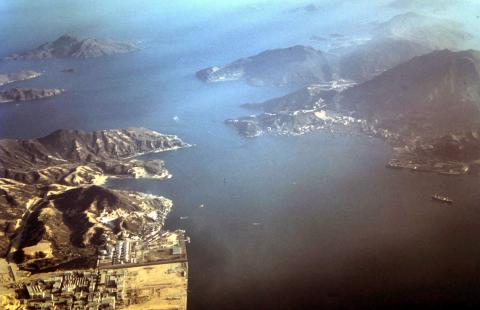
[2,0,480,308]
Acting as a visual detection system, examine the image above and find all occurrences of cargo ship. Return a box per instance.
[432,193,453,204]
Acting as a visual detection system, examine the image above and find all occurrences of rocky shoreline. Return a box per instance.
[0,70,42,87]
[228,103,479,177]
[0,88,64,103]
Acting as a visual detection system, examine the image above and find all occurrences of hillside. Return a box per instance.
[339,12,472,82]
[7,35,138,60]
[339,49,480,137]
[196,45,334,87]
[0,128,188,271]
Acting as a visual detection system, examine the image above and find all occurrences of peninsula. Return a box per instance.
[0,70,42,87]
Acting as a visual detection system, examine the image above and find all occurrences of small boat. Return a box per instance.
[198,204,205,208]
[179,216,189,220]
[432,193,453,204]
[252,222,262,226]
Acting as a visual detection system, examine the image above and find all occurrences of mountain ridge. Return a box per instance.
[0,127,188,271]
[196,45,335,87]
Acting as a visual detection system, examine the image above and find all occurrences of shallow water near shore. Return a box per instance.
[2,1,480,308]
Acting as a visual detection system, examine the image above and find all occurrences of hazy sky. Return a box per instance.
[1,0,480,57]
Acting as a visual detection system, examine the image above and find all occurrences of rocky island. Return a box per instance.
[0,70,42,87]
[7,34,139,60]
[196,45,335,87]
[0,88,64,103]
[0,128,189,308]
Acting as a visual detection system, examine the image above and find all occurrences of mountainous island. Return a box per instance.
[0,88,64,103]
[387,0,458,12]
[372,12,471,50]
[292,3,323,13]
[0,70,42,87]
[196,45,335,87]
[7,35,139,60]
[338,12,472,82]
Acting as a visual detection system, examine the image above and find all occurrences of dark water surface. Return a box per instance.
[2,1,480,308]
